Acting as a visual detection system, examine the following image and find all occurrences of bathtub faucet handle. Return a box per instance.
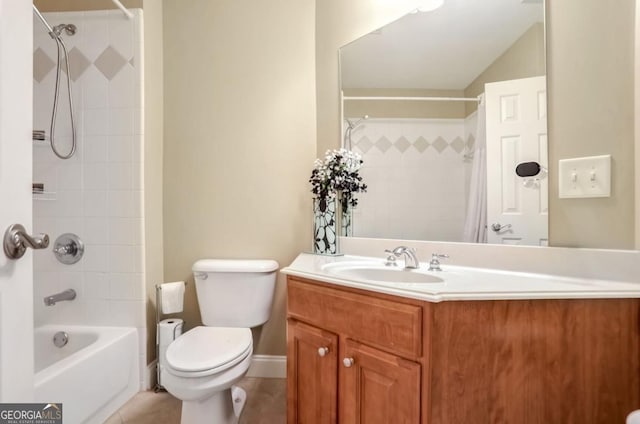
[53,233,84,265]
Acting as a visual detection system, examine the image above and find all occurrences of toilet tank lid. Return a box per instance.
[192,259,279,273]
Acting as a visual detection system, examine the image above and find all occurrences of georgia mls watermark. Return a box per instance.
[0,403,62,424]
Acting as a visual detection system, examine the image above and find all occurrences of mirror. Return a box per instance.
[340,0,546,245]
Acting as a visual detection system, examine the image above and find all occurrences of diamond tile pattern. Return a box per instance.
[450,136,465,154]
[413,136,429,153]
[67,47,91,81]
[375,136,392,152]
[357,134,478,156]
[394,136,411,153]
[94,46,128,80]
[355,136,373,153]
[33,48,55,83]
[34,43,131,83]
[432,136,448,153]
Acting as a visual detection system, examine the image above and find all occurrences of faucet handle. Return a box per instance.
[431,253,449,260]
[428,253,449,271]
[384,249,398,266]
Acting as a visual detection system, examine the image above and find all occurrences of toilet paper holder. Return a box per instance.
[154,282,187,392]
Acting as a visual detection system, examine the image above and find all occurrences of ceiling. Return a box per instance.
[340,0,544,90]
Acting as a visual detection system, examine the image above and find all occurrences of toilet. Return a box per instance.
[161,259,279,424]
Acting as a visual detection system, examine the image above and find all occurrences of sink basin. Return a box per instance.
[321,261,444,284]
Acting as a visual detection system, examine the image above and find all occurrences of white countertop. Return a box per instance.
[281,253,640,303]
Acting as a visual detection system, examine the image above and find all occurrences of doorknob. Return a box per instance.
[490,223,512,233]
[318,347,329,357]
[343,357,355,368]
[3,224,49,259]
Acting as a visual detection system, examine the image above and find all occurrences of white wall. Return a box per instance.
[32,9,145,383]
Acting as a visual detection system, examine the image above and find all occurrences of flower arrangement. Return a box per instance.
[309,148,367,212]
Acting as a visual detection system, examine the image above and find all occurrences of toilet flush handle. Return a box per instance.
[193,272,208,280]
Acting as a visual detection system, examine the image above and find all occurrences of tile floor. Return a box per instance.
[104,377,286,424]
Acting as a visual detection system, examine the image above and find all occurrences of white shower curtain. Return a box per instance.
[462,97,487,243]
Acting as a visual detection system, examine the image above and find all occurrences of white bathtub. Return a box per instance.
[34,325,140,424]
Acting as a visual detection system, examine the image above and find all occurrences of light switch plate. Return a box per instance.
[558,155,611,198]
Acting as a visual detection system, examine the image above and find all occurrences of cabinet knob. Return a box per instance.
[318,347,329,357]
[343,357,354,368]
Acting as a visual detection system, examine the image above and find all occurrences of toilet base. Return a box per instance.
[231,385,247,417]
[180,385,247,424]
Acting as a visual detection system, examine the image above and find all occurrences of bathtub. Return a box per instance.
[34,326,140,424]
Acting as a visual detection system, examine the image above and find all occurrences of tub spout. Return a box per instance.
[44,289,76,306]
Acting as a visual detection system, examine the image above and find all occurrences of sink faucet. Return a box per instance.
[385,246,419,269]
[44,289,76,306]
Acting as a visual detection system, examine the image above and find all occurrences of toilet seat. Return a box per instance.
[166,326,252,378]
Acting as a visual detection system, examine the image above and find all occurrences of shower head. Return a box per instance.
[51,24,77,38]
[344,115,369,150]
[33,6,77,40]
[346,115,369,129]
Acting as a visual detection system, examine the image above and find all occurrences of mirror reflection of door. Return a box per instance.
[340,0,546,246]
[485,76,548,245]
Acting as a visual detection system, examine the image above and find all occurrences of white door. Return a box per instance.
[485,76,548,245]
[0,1,35,401]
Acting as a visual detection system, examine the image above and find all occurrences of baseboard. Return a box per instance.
[144,359,158,390]
[246,354,286,379]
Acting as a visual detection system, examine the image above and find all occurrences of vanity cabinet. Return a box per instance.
[287,277,423,423]
[286,275,640,424]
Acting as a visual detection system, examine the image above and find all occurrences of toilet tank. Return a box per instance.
[192,259,279,328]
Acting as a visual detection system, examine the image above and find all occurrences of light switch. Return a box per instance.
[558,155,611,198]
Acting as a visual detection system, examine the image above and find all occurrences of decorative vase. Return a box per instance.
[313,197,341,255]
[341,203,353,237]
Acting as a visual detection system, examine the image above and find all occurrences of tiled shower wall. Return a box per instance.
[351,117,477,241]
[32,9,145,381]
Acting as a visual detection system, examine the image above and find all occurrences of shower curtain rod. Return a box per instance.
[111,0,133,19]
[343,95,480,102]
[34,1,132,20]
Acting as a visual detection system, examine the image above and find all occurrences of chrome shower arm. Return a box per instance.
[33,5,54,36]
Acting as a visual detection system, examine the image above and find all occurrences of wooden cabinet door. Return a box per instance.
[287,319,338,424]
[340,339,421,424]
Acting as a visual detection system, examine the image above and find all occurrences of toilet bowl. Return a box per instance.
[163,327,253,424]
[160,259,279,424]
